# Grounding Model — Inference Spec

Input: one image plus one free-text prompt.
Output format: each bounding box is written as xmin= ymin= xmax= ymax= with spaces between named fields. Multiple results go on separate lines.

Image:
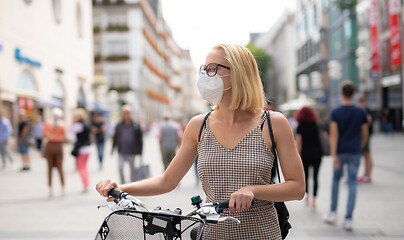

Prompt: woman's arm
xmin=329 ymin=121 xmax=339 ymax=169
xmin=96 ymin=114 xmax=205 ymax=199
xmin=229 ymin=112 xmax=305 ymax=214
xmin=295 ymin=133 xmax=302 ymax=154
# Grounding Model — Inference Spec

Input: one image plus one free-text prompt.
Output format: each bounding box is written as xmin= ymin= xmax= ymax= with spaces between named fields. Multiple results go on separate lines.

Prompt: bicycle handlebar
xmin=108 ymin=188 xmax=126 ymax=199
xmin=215 ymin=199 xmax=255 ymax=209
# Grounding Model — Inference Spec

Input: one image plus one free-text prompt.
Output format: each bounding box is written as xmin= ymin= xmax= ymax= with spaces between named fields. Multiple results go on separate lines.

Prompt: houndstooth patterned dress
xmin=197 ymin=113 xmax=282 ymax=239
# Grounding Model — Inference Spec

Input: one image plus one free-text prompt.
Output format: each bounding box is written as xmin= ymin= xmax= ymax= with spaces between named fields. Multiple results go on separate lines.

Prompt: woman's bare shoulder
xmin=184 ymin=113 xmax=211 ymax=135
xmin=268 ymin=111 xmax=290 ymax=130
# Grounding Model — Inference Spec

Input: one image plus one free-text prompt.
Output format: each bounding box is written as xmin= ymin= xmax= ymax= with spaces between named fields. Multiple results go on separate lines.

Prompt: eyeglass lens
xmin=200 ymin=63 xmax=219 ymax=77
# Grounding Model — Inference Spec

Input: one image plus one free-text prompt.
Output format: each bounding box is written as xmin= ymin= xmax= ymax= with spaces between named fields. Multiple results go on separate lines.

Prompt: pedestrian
xmin=158 ymin=112 xmax=182 ymax=170
xmin=382 ymin=108 xmax=394 ymax=136
xmin=111 ymin=105 xmax=143 ymax=184
xmin=97 ymin=43 xmax=305 ymax=239
xmin=42 ymin=108 xmax=66 ymax=197
xmin=70 ymin=108 xmax=91 ymax=193
xmin=323 ymin=80 xmax=368 ymax=231
xmin=295 ymin=106 xmax=323 ymax=208
xmin=32 ymin=116 xmax=44 ymax=152
xmin=356 ymin=94 xmax=373 ymax=184
xmin=18 ymin=109 xmax=31 ymax=171
xmin=0 ymin=110 xmax=15 ymax=169
xmin=91 ymin=112 xmax=106 ymax=170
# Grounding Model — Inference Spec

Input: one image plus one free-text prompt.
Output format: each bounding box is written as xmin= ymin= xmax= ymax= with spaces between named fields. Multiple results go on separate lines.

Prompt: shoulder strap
xmin=198 ymin=111 xmax=212 ymax=142
xmin=265 ymin=110 xmax=281 ymax=183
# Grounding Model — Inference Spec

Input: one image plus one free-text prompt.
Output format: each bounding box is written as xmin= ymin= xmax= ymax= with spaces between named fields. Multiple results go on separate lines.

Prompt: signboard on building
xmin=388 ymin=0 xmax=402 ymax=68
xmin=370 ymin=0 xmax=380 ymax=73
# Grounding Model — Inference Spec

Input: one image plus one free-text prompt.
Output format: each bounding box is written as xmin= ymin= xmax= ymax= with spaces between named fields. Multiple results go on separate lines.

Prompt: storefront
xmin=381 ymin=74 xmax=403 ymax=131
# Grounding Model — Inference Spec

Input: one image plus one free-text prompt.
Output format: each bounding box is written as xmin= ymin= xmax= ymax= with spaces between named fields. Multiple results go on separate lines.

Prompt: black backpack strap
xmin=198 ymin=111 xmax=212 ymax=142
xmin=266 ymin=110 xmax=281 ymax=183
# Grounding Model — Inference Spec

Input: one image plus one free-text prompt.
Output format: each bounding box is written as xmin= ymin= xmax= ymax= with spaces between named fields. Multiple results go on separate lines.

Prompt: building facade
xmin=0 ymin=0 xmax=94 ymax=128
xmin=251 ymin=10 xmax=297 ymax=110
xmin=295 ymin=0 xmax=330 ymax=113
xmin=93 ymin=0 xmax=202 ymax=124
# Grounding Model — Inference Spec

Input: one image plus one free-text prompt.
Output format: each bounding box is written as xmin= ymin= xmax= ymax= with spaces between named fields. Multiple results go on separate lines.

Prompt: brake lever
xmin=218 ymin=216 xmax=240 ymax=224
xmin=196 ymin=205 xmax=240 ymax=224
xmin=97 ymin=204 xmax=121 ymax=211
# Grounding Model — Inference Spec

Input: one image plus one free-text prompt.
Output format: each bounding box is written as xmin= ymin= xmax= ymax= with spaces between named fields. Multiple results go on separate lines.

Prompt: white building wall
xmin=253 ymin=11 xmax=296 ymax=106
xmin=0 ymin=0 xmax=94 ymax=127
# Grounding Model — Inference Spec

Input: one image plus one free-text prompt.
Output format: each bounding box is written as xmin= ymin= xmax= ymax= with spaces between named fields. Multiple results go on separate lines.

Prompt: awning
xmin=279 ymin=94 xmax=316 ymax=112
xmin=37 ymin=97 xmax=63 ymax=108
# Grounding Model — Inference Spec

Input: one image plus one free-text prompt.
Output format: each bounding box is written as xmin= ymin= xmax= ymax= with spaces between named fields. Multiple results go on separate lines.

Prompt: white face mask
xmin=197 ymin=71 xmax=231 ymax=105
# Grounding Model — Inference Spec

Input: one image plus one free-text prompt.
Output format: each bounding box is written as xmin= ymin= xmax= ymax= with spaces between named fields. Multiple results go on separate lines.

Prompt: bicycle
xmin=95 ymin=189 xmax=241 ymax=240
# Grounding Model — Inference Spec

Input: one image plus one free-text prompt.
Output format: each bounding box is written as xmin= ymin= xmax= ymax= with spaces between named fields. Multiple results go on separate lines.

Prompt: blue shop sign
xmin=15 ymin=48 xmax=41 ymax=67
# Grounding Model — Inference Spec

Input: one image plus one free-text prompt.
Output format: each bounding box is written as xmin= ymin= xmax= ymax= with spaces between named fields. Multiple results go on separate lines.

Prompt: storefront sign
xmin=388 ymin=0 xmax=402 ymax=68
xmin=370 ymin=0 xmax=380 ymax=73
xmin=15 ymin=48 xmax=41 ymax=67
xmin=381 ymin=74 xmax=401 ymax=87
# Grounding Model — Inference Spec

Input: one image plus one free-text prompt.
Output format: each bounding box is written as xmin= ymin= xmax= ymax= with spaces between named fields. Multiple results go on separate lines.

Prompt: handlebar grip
xmin=108 ymin=188 xmax=124 ymax=198
xmin=218 ymin=199 xmax=255 ymax=209
xmin=218 ymin=200 xmax=230 ymax=209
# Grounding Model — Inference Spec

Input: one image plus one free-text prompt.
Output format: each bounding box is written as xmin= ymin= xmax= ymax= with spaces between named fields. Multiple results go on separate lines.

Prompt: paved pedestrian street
xmin=0 ymin=133 xmax=403 ymax=240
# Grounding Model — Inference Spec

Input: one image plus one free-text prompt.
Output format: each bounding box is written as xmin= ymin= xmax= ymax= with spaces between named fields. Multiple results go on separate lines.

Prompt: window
xmin=93 ymin=13 xmax=101 ymax=27
xmin=52 ymin=0 xmax=62 ymax=23
xmin=52 ymin=80 xmax=64 ymax=99
xmin=76 ymin=3 xmax=83 ymax=37
xmin=17 ymin=71 xmax=37 ymax=91
xmin=94 ymin=42 xmax=101 ymax=55
xmin=107 ymin=40 xmax=128 ymax=56
xmin=108 ymin=71 xmax=129 ymax=88
xmin=107 ymin=11 xmax=127 ymax=26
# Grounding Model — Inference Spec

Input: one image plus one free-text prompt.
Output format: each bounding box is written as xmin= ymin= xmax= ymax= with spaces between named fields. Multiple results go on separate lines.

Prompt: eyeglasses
xmin=199 ymin=63 xmax=230 ymax=77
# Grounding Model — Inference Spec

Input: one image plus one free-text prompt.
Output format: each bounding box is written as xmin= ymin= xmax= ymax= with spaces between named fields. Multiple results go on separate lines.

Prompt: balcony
xmin=106 ymin=24 xmax=129 ymax=32
xmin=105 ymin=55 xmax=130 ymax=62
xmin=93 ymin=26 xmax=101 ymax=34
xmin=94 ymin=54 xmax=102 ymax=63
xmin=109 ymin=86 xmax=131 ymax=93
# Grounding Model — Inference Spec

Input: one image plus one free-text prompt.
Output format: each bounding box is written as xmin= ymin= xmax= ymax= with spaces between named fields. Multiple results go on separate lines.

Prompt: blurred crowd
xmin=0 ymin=79 xmax=388 ymax=231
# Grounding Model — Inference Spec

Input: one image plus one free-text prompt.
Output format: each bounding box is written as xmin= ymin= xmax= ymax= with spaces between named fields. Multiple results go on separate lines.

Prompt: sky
xmin=160 ymin=0 xmax=296 ymax=68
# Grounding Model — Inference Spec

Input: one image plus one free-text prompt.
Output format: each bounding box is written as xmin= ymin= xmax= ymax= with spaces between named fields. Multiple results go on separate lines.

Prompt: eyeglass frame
xmin=199 ymin=63 xmax=231 ymax=77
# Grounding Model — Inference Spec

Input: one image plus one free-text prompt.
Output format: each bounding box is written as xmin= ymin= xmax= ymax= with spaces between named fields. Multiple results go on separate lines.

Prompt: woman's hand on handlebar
xmin=229 ymin=186 xmax=255 ymax=215
xmin=96 ymin=178 xmax=120 ymax=202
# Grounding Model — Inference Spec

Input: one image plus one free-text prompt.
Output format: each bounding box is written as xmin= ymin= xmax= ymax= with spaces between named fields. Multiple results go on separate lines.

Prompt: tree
xmin=246 ymin=43 xmax=271 ymax=93
xmin=336 ymin=0 xmax=357 ymax=11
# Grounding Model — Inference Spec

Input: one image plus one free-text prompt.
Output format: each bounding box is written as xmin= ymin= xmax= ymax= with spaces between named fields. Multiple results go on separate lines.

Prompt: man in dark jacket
xmin=112 ymin=105 xmax=143 ymax=184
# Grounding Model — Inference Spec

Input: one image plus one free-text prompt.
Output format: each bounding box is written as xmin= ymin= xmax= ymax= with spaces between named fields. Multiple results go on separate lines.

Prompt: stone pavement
xmin=0 ymin=133 xmax=403 ymax=239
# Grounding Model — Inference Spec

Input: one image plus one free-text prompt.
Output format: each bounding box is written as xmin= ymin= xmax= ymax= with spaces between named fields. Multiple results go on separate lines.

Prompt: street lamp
xmin=327 ymin=60 xmax=343 ymax=80
xmin=298 ymin=74 xmax=309 ymax=92
xmin=310 ymin=71 xmax=323 ymax=89
xmin=327 ymin=60 xmax=343 ymax=107
xmin=355 ymin=46 xmax=371 ymax=91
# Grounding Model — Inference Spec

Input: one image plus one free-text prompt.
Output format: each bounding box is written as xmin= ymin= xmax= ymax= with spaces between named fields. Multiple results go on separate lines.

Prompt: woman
xmin=70 ymin=108 xmax=91 ymax=193
xmin=33 ymin=116 xmax=44 ymax=151
xmin=295 ymin=106 xmax=323 ymax=208
xmin=96 ymin=43 xmax=305 ymax=239
xmin=42 ymin=108 xmax=66 ymax=197
xmin=91 ymin=112 xmax=106 ymax=170
xmin=18 ymin=109 xmax=31 ymax=171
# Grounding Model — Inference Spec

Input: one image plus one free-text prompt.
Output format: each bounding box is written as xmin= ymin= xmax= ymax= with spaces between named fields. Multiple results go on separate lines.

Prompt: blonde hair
xmin=74 ymin=108 xmax=87 ymax=121
xmin=213 ymin=43 xmax=265 ymax=112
